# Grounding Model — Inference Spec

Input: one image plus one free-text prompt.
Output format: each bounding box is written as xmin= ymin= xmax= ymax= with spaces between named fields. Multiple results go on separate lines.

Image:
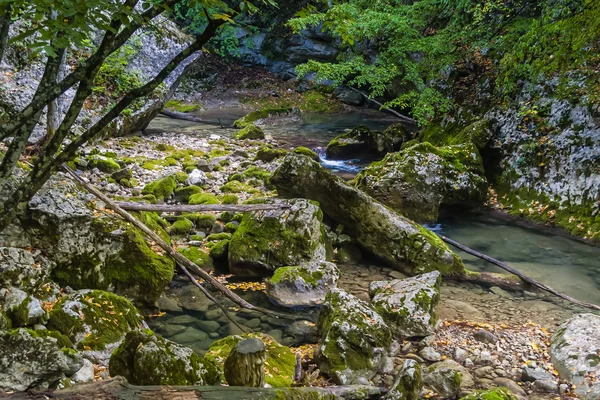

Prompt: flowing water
xmin=147 ymin=109 xmax=600 ymax=352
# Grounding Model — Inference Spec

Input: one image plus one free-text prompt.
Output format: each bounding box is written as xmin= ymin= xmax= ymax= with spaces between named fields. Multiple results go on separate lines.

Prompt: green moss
xmin=206 ymin=233 xmax=232 ymax=241
xmin=189 ymin=193 xmax=220 ymax=205
xmin=220 ymin=181 xmax=260 ymax=194
xmin=225 ymin=222 xmax=239 ymax=233
xmin=34 ymin=329 xmax=75 ymax=349
xmin=142 ymin=194 xmax=157 ymax=204
xmin=209 ymin=240 xmax=229 ymax=259
xmin=47 ymin=290 xmax=143 ymax=350
xmin=174 ymin=185 xmax=202 ymax=203
xmin=87 ymin=156 xmax=121 ymax=173
xmin=174 ymin=171 xmax=189 ymax=183
xmin=205 ymin=333 xmax=296 ymax=387
xmin=221 ymin=194 xmax=239 ymax=204
xmin=269 ymin=266 xmax=324 ymax=287
xmin=170 ymin=218 xmax=194 ymax=235
xmin=5 ymin=296 xmax=32 ymax=327
xmin=233 ymin=108 xmax=293 ymax=128
xmin=459 ymin=388 xmax=518 ymax=400
xmin=293 ymin=147 xmax=319 ymax=161
xmin=233 ymin=124 xmax=265 ymax=140
xmin=183 ymin=213 xmax=217 ymax=229
xmin=178 ymin=247 xmax=211 ymax=269
xmin=209 ymin=148 xmax=231 ymax=158
xmin=141 ymin=175 xmax=178 ymax=202
xmin=254 ymin=145 xmax=288 ymax=162
xmin=242 ymin=166 xmax=272 ymax=182
xmin=154 ymin=143 xmax=176 ymax=152
xmin=164 ymin=99 xmax=200 ymax=113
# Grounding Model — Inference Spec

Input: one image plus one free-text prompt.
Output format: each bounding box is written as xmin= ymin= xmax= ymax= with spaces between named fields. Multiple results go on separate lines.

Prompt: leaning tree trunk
xmin=224 ymin=338 xmax=267 ymax=387
xmin=0 ymin=5 xmax=11 ymax=65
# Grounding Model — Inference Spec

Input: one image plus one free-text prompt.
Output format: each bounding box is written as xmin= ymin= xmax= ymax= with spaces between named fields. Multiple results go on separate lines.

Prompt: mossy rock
xmin=170 ymin=218 xmax=193 ymax=235
xmin=233 ymin=108 xmax=292 ymax=128
xmin=189 ymin=193 xmax=220 ymax=205
xmin=174 ymin=185 xmax=202 ymax=203
xmin=209 ymin=240 xmax=229 ymax=259
xmin=206 ymin=233 xmax=232 ymax=241
xmin=87 ymin=156 xmax=121 ymax=173
xmin=205 ymin=333 xmax=295 ymax=387
xmin=47 ymin=290 xmax=143 ymax=350
xmin=109 ymin=329 xmax=219 ymax=386
xmin=233 ymin=124 xmax=265 ymax=140
xmin=417 ymin=118 xmax=493 ymax=150
xmin=220 ymin=181 xmax=260 ymax=194
xmin=221 ymin=194 xmax=239 ymax=204
xmin=459 ymin=388 xmax=518 ymax=400
xmin=178 ymin=247 xmax=211 ymax=270
xmin=225 ymin=222 xmax=239 ymax=233
xmin=141 ymin=175 xmax=178 ymax=202
xmin=254 ymin=145 xmax=288 ymax=163
xmin=174 ymin=171 xmax=189 ymax=184
xmin=164 ymin=100 xmax=200 ymax=113
xmin=183 ymin=213 xmax=217 ymax=229
xmin=293 ymin=147 xmax=320 ymax=161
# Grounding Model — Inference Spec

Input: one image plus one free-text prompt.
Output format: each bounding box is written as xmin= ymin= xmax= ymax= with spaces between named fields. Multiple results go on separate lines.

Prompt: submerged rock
xmin=550 ymin=313 xmax=600 ymax=399
xmin=326 ymin=124 xmax=411 ymax=160
xmin=355 ymin=142 xmax=487 ymax=223
xmin=0 ymin=328 xmax=83 ymax=391
xmin=228 ymin=198 xmax=326 ymax=275
xmin=205 ymin=332 xmax=296 ymax=387
xmin=47 ymin=290 xmax=143 ymax=351
xmin=315 ymin=289 xmax=392 ymax=384
xmin=271 ymin=154 xmax=465 ymax=277
xmin=266 ymin=261 xmax=340 ymax=308
xmin=369 ymin=271 xmax=441 ymax=339
xmin=109 ymin=329 xmax=219 ymax=386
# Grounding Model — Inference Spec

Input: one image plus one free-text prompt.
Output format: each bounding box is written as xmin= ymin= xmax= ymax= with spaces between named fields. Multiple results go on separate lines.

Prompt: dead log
xmin=160 ymin=109 xmax=204 ymax=123
xmin=62 ymin=164 xmax=304 ymax=322
xmin=115 ymin=202 xmax=291 ymax=213
xmin=437 ymin=233 xmax=600 ymax=311
xmin=4 ymin=376 xmax=387 ymax=399
xmin=224 ymin=338 xmax=266 ymax=387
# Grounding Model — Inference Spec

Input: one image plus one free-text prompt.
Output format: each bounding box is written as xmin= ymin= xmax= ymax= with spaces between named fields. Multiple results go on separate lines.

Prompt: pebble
xmin=474 ymin=366 xmax=494 ymax=378
xmin=419 ymin=347 xmax=442 ymax=362
xmin=521 ymin=367 xmax=554 ymax=382
xmin=454 ymin=347 xmax=469 ymax=364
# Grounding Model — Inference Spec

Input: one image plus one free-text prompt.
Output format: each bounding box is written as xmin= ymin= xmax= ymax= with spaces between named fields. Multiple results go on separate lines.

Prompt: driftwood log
xmin=346 ymin=87 xmax=416 ymax=124
xmin=3 ymin=376 xmax=387 ymax=399
xmin=114 ymin=202 xmax=291 ymax=213
xmin=160 ymin=109 xmax=203 ymax=123
xmin=224 ymin=338 xmax=266 ymax=387
xmin=62 ymin=164 xmax=302 ymax=321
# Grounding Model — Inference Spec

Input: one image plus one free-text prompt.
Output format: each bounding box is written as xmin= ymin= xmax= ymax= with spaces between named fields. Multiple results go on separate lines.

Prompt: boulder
xmin=423 ymin=360 xmax=467 ymax=399
xmin=47 ymin=290 xmax=143 ymax=351
xmin=0 ymin=247 xmax=53 ymax=291
xmin=0 ymin=328 xmax=83 ymax=391
xmin=16 ymin=175 xmax=175 ymax=304
xmin=186 ymin=169 xmax=208 ymax=187
xmin=205 ymin=333 xmax=296 ymax=388
xmin=355 ymin=142 xmax=487 ymax=223
xmin=369 ymin=271 xmax=441 ymax=338
xmin=315 ymin=289 xmax=392 ymax=384
xmin=266 ymin=261 xmax=340 ymax=308
xmin=1 ymin=287 xmax=47 ymax=327
xmin=228 ymin=199 xmax=326 ymax=275
xmin=384 ymin=359 xmax=423 ymax=400
xmin=109 ymin=329 xmax=220 ymax=386
xmin=233 ymin=124 xmax=265 ymax=140
xmin=326 ymin=124 xmax=411 ymax=160
xmin=271 ymin=154 xmax=465 ymax=277
xmin=550 ymin=313 xmax=600 ymax=399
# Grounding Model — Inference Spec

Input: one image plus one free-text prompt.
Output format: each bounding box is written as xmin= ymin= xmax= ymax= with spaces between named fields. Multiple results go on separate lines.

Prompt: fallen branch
xmin=115 ymin=202 xmax=291 ymax=213
xmin=62 ymin=164 xmax=305 ymax=321
xmin=437 ymin=233 xmax=600 ymax=312
xmin=160 ymin=109 xmax=205 ymax=123
xmin=4 ymin=376 xmax=387 ymax=399
xmin=346 ymin=87 xmax=416 ymax=124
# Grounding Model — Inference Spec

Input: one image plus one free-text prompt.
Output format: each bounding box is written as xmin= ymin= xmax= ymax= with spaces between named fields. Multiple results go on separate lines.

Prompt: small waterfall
xmin=314 ymin=147 xmax=364 ymax=173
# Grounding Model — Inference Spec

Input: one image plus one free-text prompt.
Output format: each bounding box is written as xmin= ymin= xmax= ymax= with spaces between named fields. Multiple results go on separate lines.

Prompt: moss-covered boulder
xmin=1 ymin=287 xmax=48 ymax=327
xmin=141 ymin=175 xmax=178 ymax=202
xmin=47 ymin=290 xmax=143 ymax=351
xmin=417 ymin=118 xmax=494 ymax=150
xmin=271 ymin=154 xmax=465 ymax=277
xmin=234 ymin=124 xmax=265 ymax=140
xmin=205 ymin=333 xmax=295 ymax=387
xmin=109 ymin=329 xmax=220 ymax=386
xmin=550 ymin=313 xmax=600 ymax=400
xmin=459 ymin=388 xmax=518 ymax=400
xmin=266 ymin=261 xmax=340 ymax=308
xmin=233 ymin=108 xmax=293 ymax=128
xmin=174 ymin=185 xmax=202 ymax=203
xmin=386 ymin=359 xmax=423 ymax=400
xmin=87 ymin=155 xmax=121 ymax=173
xmin=220 ymin=180 xmax=260 ymax=194
xmin=326 ymin=124 xmax=411 ymax=160
xmin=170 ymin=218 xmax=194 ymax=235
xmin=0 ymin=328 xmax=83 ymax=391
xmin=315 ymin=289 xmax=392 ymax=385
xmin=422 ymin=360 xmax=464 ymax=399
xmin=293 ymin=146 xmax=320 ymax=161
xmin=254 ymin=145 xmax=288 ymax=162
xmin=355 ymin=142 xmax=488 ymax=223
xmin=228 ymin=199 xmax=327 ymax=276
xmin=369 ymin=271 xmax=441 ymax=339
xmin=178 ymin=246 xmax=212 ymax=271
xmin=189 ymin=193 xmax=220 ymax=205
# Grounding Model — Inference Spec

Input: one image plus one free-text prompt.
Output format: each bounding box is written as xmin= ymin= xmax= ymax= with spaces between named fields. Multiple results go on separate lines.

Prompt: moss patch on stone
xmin=164 ymin=100 xmax=200 ymax=113
xmin=459 ymin=388 xmax=518 ymax=400
xmin=87 ymin=156 xmax=121 ymax=173
xmin=189 ymin=193 xmax=220 ymax=205
xmin=178 ymin=247 xmax=210 ymax=269
xmin=233 ymin=108 xmax=293 ymax=128
xmin=170 ymin=218 xmax=194 ymax=235
xmin=174 ymin=185 xmax=202 ymax=203
xmin=220 ymin=181 xmax=260 ymax=194
xmin=141 ymin=175 xmax=178 ymax=202
xmin=293 ymin=147 xmax=320 ymax=161
xmin=233 ymin=124 xmax=265 ymax=140
xmin=221 ymin=194 xmax=239 ymax=204
xmin=254 ymin=145 xmax=288 ymax=162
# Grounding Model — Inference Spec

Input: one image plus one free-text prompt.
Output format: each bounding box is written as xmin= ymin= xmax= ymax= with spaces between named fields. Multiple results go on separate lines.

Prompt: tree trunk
xmin=224 ymin=338 xmax=267 ymax=387
xmin=2 ymin=376 xmax=387 ymax=399
xmin=0 ymin=5 xmax=11 ymax=65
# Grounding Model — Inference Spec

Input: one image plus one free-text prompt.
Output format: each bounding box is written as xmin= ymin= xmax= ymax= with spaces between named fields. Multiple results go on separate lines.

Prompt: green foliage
xmin=93 ymin=42 xmax=142 ymax=98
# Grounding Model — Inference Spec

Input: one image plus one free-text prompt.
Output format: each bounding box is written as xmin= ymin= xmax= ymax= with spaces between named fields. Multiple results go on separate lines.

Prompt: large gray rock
xmin=370 ymin=271 xmax=441 ymax=339
xmin=0 ymin=328 xmax=83 ymax=391
xmin=228 ymin=199 xmax=327 ymax=275
xmin=109 ymin=330 xmax=220 ymax=386
xmin=266 ymin=261 xmax=339 ymax=308
xmin=355 ymin=142 xmax=487 ymax=223
xmin=2 ymin=175 xmax=175 ymax=304
xmin=0 ymin=247 xmax=53 ymax=291
xmin=315 ymin=289 xmax=392 ymax=385
xmin=271 ymin=154 xmax=465 ymax=277
xmin=326 ymin=124 xmax=411 ymax=160
xmin=550 ymin=313 xmax=600 ymax=399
